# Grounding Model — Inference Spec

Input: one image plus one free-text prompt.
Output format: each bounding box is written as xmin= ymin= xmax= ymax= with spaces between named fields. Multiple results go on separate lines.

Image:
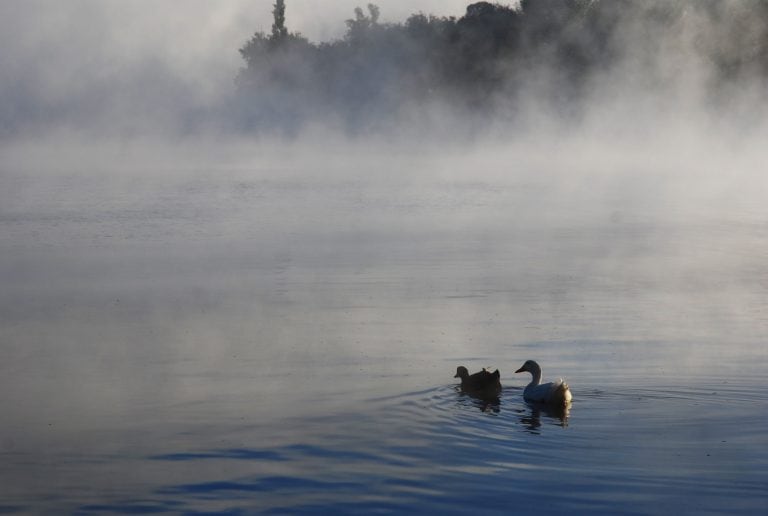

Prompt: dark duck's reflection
xmin=455 ymin=387 xmax=501 ymax=413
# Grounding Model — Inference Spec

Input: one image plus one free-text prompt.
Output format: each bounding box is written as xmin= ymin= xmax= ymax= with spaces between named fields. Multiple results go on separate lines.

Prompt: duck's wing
xmin=524 ymin=379 xmax=572 ymax=405
xmin=464 ymin=369 xmax=501 ymax=390
xmin=523 ymin=382 xmax=551 ymax=402
xmin=467 ymin=369 xmax=490 ymax=380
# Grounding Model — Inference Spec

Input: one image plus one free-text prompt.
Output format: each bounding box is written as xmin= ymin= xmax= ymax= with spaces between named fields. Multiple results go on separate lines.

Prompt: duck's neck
xmin=528 ymin=364 xmax=542 ymax=386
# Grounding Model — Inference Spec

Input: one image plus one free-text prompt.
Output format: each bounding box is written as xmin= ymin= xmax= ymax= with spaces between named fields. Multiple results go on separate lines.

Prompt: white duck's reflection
xmin=517 ymin=401 xmax=571 ymax=434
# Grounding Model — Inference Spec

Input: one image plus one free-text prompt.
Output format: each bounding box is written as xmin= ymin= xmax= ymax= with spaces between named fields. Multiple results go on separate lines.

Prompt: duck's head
xmin=515 ymin=360 xmax=540 ymax=374
xmin=454 ymin=366 xmax=469 ymax=379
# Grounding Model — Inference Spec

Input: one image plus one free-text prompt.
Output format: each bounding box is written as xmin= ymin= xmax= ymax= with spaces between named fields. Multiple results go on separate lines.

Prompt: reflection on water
xmin=455 ymin=386 xmax=501 ymax=414
xmin=1 ymin=150 xmax=767 ymax=514
xmin=517 ymin=402 xmax=571 ymax=433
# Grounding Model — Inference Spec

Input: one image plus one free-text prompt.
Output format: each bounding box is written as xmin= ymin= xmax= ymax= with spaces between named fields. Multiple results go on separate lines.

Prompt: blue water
xmin=3 ymin=364 xmax=764 ymax=514
xmin=1 ymin=144 xmax=767 ymax=514
xmin=139 ymin=379 xmax=764 ymax=515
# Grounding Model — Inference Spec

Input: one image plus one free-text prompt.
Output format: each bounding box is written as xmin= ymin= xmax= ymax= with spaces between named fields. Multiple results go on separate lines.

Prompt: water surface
xmin=1 ymin=143 xmax=766 ymax=513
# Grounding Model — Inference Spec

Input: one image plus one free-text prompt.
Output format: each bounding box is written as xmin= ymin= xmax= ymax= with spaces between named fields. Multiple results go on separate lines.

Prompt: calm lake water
xmin=1 ymin=141 xmax=767 ymax=514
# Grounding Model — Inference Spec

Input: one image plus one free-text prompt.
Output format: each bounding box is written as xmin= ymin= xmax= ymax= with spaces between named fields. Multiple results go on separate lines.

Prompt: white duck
xmin=515 ymin=360 xmax=572 ymax=406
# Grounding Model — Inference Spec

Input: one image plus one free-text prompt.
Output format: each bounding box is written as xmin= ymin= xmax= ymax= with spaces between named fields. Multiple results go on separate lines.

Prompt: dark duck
xmin=454 ymin=366 xmax=502 ymax=397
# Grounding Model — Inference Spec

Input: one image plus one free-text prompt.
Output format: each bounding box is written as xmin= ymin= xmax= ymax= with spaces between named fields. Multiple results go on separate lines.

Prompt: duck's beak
xmin=453 ymin=373 xmax=460 ymax=378
xmin=514 ymin=366 xmax=525 ymax=373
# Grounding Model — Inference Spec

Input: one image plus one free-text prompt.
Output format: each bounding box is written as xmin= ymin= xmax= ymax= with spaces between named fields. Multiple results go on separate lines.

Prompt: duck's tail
xmin=553 ymin=380 xmax=572 ymax=407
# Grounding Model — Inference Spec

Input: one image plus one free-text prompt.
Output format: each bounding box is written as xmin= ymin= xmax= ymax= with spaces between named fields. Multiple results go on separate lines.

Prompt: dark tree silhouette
xmin=235 ymin=0 xmax=768 ymax=133
xmin=271 ymin=0 xmax=288 ymax=41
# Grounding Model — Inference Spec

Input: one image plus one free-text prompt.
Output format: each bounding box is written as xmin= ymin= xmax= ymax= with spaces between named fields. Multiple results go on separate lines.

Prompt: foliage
xmin=271 ymin=0 xmax=287 ymax=40
xmin=235 ymin=0 xmax=768 ymax=133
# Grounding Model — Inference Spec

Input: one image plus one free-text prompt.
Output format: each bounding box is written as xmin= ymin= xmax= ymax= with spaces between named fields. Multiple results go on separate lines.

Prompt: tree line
xmin=236 ymin=0 xmax=768 ymax=133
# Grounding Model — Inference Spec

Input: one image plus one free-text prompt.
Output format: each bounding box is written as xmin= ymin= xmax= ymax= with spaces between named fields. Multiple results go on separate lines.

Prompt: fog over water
xmin=1 ymin=1 xmax=768 ymax=514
